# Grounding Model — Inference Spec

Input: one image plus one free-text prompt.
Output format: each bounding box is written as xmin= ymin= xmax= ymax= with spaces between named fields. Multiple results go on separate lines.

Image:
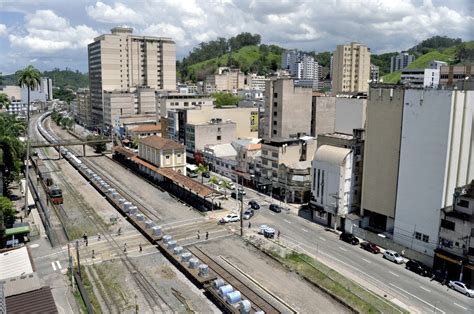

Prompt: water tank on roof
xmin=152 ymin=226 xmax=162 ymax=236
xmin=213 ymin=278 xmax=224 ymax=289
xmin=135 ymin=213 xmax=145 ymax=221
xmin=188 ymin=258 xmax=200 ymax=269
xmin=145 ymin=220 xmax=155 ymax=229
xmin=181 ymin=252 xmax=192 ymax=262
xmin=167 ymin=240 xmax=177 ymax=249
xmin=198 ymin=264 xmax=209 ymax=277
xmin=173 ymin=246 xmax=183 ymax=255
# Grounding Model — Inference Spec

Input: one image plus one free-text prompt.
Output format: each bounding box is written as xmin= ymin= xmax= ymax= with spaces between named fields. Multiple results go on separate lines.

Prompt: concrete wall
xmin=361 ymin=88 xmax=404 ymax=221
xmin=103 ymin=92 xmax=135 ymax=126
xmin=189 ymin=122 xmax=236 ymax=152
xmin=335 ymin=98 xmax=366 ymax=134
xmin=311 ymin=96 xmax=336 ymax=137
xmin=394 ymin=89 xmax=474 ymax=256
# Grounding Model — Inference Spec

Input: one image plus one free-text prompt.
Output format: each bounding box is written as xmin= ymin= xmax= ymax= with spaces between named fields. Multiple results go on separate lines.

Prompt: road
xmin=197 ymin=172 xmax=474 ymax=313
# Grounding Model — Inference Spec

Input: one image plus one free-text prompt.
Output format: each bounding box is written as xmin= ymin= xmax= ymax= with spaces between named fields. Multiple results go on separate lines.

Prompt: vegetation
xmin=51 ymin=109 xmax=74 ymax=130
xmin=408 ymin=35 xmax=463 ymax=56
xmin=371 ymin=52 xmax=398 ymax=76
xmin=0 ymin=196 xmax=16 ymax=229
xmin=86 ymin=134 xmax=107 ymax=154
xmin=220 ymin=180 xmax=233 ymax=199
xmin=54 ymin=87 xmax=76 ymax=103
xmin=0 ymin=93 xmax=10 ymax=109
xmin=2 ymin=68 xmax=88 ymax=90
xmin=0 ymin=113 xmax=26 ymax=189
xmin=212 ymin=92 xmax=241 ymax=107
xmin=196 ymin=163 xmax=208 ymax=184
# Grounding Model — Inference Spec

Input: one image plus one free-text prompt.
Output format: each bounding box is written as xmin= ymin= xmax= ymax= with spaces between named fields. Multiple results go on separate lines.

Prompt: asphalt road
xmin=198 ymin=172 xmax=474 ymax=313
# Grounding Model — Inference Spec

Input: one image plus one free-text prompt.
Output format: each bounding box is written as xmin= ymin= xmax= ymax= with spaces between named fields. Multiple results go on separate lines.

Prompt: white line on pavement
xmin=284 ymin=219 xmax=292 ymax=224
xmin=319 ymin=236 xmax=326 ymax=241
xmin=56 ymin=260 xmax=62 ymax=269
xmin=453 ymin=303 xmax=467 ymax=310
xmin=51 ymin=262 xmax=57 ymax=271
xmin=419 ymin=286 xmax=431 ymax=293
xmin=389 ymin=283 xmax=446 ymax=314
xmin=339 ymin=246 xmax=348 ymax=252
xmin=361 ymin=258 xmax=372 ymax=264
xmin=302 ymin=228 xmax=309 ymax=233
xmin=389 ymin=271 xmax=399 ymax=277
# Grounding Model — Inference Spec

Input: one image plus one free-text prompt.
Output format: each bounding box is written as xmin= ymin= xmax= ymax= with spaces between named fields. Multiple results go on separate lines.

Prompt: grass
xmin=281 ymin=252 xmax=407 ymax=314
xmin=74 ymin=266 xmax=103 ymax=313
xmin=382 ymin=71 xmax=401 ymax=84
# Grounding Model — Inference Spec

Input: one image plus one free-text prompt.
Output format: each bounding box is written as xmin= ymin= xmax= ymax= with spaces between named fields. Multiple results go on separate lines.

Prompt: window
xmin=273 ymin=111 xmax=277 ymax=116
xmin=441 ymin=219 xmax=455 ymax=231
xmin=217 ymin=127 xmax=221 ymax=132
xmin=273 ymin=130 xmax=277 ymax=135
xmin=166 ymin=155 xmax=170 ymax=159
xmin=273 ymin=121 xmax=277 ymax=125
xmin=415 ymin=232 xmax=422 ymax=240
xmin=457 ymin=199 xmax=469 ymax=208
xmin=262 ymin=150 xmax=268 ymax=155
xmin=217 ymin=135 xmax=221 ymax=140
xmin=272 ymin=162 xmax=278 ymax=168
xmin=317 ymin=169 xmax=320 ymax=197
xmin=422 ymin=235 xmax=429 ymax=243
xmin=177 ymin=154 xmax=181 ymax=157
xmin=271 ymin=152 xmax=278 ymax=158
xmin=273 ymin=92 xmax=278 ymax=98
xmin=274 ymin=102 xmax=278 ymax=107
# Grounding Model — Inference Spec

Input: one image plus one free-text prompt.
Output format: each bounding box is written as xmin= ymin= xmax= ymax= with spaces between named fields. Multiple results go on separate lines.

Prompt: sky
xmin=0 ymin=0 xmax=472 ymax=74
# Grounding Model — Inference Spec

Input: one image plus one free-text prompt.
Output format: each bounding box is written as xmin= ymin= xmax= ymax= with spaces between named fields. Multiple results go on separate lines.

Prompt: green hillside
xmin=2 ymin=68 xmax=88 ymax=90
xmin=185 ymin=45 xmax=282 ymax=81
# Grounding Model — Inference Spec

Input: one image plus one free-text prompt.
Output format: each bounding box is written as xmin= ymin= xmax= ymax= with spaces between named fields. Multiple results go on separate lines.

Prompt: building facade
xmin=263 ymin=78 xmax=313 ymax=139
xmin=281 ymin=50 xmax=319 ymax=89
xmin=370 ymin=64 xmax=379 ymax=82
xmin=185 ymin=120 xmax=236 ymax=153
xmin=400 ymin=68 xmax=440 ymax=88
xmin=310 ymin=95 xmax=336 ymax=137
xmin=335 ymin=97 xmax=367 ymax=134
xmin=75 ymin=88 xmax=92 ymax=127
xmin=440 ymin=65 xmax=473 ymax=86
xmin=138 ymin=136 xmax=186 ymax=174
xmin=390 ymin=52 xmax=415 ymax=73
xmin=88 ymin=27 xmax=176 ymax=127
xmin=205 ymin=67 xmax=244 ymax=93
xmin=332 ymin=42 xmax=371 ymax=94
xmin=245 ymin=74 xmax=268 ymax=90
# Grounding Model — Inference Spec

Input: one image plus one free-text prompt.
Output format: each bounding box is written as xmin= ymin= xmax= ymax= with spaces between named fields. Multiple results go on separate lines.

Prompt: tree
xmin=196 ymin=163 xmax=209 ymax=183
xmin=86 ymin=134 xmax=107 ymax=154
xmin=0 ymin=93 xmax=10 ymax=109
xmin=220 ymin=179 xmax=233 ymax=199
xmin=209 ymin=176 xmax=220 ymax=189
xmin=0 ymin=196 xmax=15 ymax=227
xmin=17 ymin=65 xmax=41 ymax=215
xmin=212 ymin=92 xmax=241 ymax=107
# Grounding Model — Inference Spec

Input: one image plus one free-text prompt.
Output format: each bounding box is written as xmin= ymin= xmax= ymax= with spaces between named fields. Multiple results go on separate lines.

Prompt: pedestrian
xmin=197 ymin=231 xmax=201 ymax=239
xmin=118 ymin=227 xmax=122 ymax=236
xmin=92 ymin=249 xmax=95 ymax=259
xmin=85 ymin=239 xmax=88 ymax=247
xmin=124 ymin=243 xmax=127 ymax=253
xmin=139 ymin=243 xmax=142 ymax=253
xmin=83 ymin=232 xmax=87 ymax=242
xmin=206 ymin=231 xmax=209 ymax=240
xmin=97 ymin=233 xmax=101 ymax=241
xmin=401 ymin=249 xmax=405 ymax=257
xmin=277 ymin=230 xmax=280 ymax=239
xmin=248 ymin=222 xmax=251 ymax=229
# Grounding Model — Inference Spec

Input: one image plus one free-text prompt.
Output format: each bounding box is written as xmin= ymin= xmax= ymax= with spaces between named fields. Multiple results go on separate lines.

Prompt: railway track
xmin=37 ymin=115 xmax=174 ymax=312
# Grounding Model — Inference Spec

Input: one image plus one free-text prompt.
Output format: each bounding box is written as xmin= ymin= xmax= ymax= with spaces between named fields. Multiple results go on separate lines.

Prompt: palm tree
xmin=0 ymin=93 xmax=10 ymax=110
xmin=17 ymin=65 xmax=41 ymax=215
xmin=220 ymin=179 xmax=233 ymax=199
xmin=196 ymin=163 xmax=208 ymax=183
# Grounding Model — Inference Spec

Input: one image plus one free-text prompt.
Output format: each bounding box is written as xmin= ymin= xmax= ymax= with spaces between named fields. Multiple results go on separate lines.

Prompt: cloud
xmin=0 ymin=24 xmax=7 ymax=36
xmin=8 ymin=10 xmax=99 ymax=53
xmin=86 ymin=1 xmax=142 ymax=24
xmin=143 ymin=23 xmax=187 ymax=44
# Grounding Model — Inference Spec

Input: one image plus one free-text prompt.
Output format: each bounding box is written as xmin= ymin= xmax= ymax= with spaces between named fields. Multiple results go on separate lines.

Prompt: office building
xmin=245 ymin=74 xmax=268 ymax=90
xmin=400 ymin=68 xmax=440 ymax=88
xmin=370 ymin=64 xmax=379 ymax=82
xmin=185 ymin=119 xmax=236 ymax=153
xmin=74 ymin=89 xmax=92 ymax=127
xmin=440 ymin=65 xmax=473 ymax=86
xmin=390 ymin=52 xmax=415 ymax=73
xmin=88 ymin=26 xmax=176 ymax=127
xmin=332 ymin=42 xmax=371 ymax=94
xmin=263 ymin=78 xmax=313 ymax=139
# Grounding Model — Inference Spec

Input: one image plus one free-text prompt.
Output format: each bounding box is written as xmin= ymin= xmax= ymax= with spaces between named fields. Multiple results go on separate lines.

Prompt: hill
xmin=381 ymin=40 xmax=474 ymax=83
xmin=1 ymin=68 xmax=88 ymax=90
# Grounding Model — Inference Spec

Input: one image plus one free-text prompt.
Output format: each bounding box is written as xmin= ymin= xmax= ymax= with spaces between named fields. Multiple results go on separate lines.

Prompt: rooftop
xmin=6 ymin=286 xmax=57 ymax=313
xmin=129 ymin=124 xmax=161 ymax=133
xmin=0 ymin=247 xmax=34 ymax=281
xmin=140 ymin=136 xmax=184 ymax=150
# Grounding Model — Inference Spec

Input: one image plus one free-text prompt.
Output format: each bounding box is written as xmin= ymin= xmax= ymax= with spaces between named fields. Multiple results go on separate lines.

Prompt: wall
xmin=361 ymin=88 xmax=404 ymax=221
xmin=190 ymin=122 xmax=236 ymax=152
xmin=335 ymin=98 xmax=366 ymax=134
xmin=311 ymin=96 xmax=336 ymax=137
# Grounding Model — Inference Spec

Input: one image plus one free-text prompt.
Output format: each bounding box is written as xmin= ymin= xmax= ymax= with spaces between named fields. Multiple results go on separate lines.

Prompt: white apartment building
xmin=245 ymin=74 xmax=268 ymax=90
xmin=332 ymin=42 xmax=371 ymax=94
xmin=281 ymin=50 xmax=319 ymax=88
xmin=88 ymin=26 xmax=176 ymax=127
xmin=390 ymin=52 xmax=415 ymax=73
xmin=400 ymin=68 xmax=440 ymax=88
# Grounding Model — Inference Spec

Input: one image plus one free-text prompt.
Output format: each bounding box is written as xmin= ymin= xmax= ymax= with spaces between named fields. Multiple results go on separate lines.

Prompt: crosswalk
xmin=51 ymin=260 xmax=63 ymax=271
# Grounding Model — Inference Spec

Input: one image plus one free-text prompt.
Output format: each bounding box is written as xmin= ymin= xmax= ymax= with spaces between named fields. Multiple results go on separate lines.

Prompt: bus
xmin=186 ymin=164 xmax=199 ymax=178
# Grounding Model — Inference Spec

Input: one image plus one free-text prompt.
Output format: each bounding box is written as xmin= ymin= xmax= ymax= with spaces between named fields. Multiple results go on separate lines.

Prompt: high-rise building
xmin=331 ymin=42 xmax=371 ymax=94
xmin=370 ymin=64 xmax=379 ymax=82
xmin=390 ymin=52 xmax=415 ymax=73
xmin=88 ymin=26 xmax=176 ymax=127
xmin=281 ymin=50 xmax=319 ymax=88
xmin=263 ymin=78 xmax=313 ymax=139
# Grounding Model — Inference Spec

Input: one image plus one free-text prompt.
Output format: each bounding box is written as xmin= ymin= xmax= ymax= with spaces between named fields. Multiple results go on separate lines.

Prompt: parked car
xmin=405 ymin=259 xmax=432 ymax=277
xmin=220 ymin=213 xmax=240 ymax=223
xmin=243 ymin=209 xmax=254 ymax=220
xmin=360 ymin=241 xmax=380 ymax=253
xmin=248 ymin=200 xmax=260 ymax=209
xmin=269 ymin=204 xmax=282 ymax=213
xmin=231 ymin=192 xmax=243 ymax=201
xmin=263 ymin=227 xmax=275 ymax=238
xmin=448 ymin=280 xmax=474 ymax=297
xmin=237 ymin=187 xmax=246 ymax=195
xmin=258 ymin=224 xmax=269 ymax=234
xmin=228 ymin=182 xmax=236 ymax=190
xmin=339 ymin=232 xmax=360 ymax=245
xmin=383 ymin=250 xmax=404 ymax=264
xmin=202 ymin=172 xmax=210 ymax=178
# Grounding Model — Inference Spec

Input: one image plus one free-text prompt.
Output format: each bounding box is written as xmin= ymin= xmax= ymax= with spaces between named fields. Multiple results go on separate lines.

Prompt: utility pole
xmin=240 ymin=176 xmax=244 ymax=237
xmin=68 ymin=243 xmax=74 ymax=289
xmin=75 ymin=240 xmax=81 ymax=279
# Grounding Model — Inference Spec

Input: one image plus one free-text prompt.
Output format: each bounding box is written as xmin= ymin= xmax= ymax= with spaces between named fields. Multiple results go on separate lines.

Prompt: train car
xmin=48 ymin=185 xmax=63 ymax=204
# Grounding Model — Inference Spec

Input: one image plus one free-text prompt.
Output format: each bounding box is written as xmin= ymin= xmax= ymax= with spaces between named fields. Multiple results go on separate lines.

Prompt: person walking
xmin=118 ymin=227 xmax=122 ymax=236
xmin=277 ymin=230 xmax=280 ymax=239
xmin=197 ymin=230 xmax=201 ymax=239
xmin=92 ymin=250 xmax=95 ymax=259
xmin=97 ymin=233 xmax=101 ymax=241
xmin=139 ymin=243 xmax=142 ymax=253
xmin=205 ymin=231 xmax=209 ymax=240
xmin=123 ymin=243 xmax=127 ymax=253
xmin=248 ymin=222 xmax=251 ymax=229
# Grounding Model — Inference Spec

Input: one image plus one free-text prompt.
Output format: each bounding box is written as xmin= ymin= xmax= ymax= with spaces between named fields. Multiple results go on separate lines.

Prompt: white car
xmin=383 ymin=250 xmax=404 ymax=264
xmin=220 ymin=213 xmax=240 ymax=223
xmin=449 ymin=281 xmax=474 ymax=297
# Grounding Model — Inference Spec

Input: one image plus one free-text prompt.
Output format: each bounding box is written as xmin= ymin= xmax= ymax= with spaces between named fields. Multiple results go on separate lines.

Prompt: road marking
xmin=338 ymin=246 xmax=348 ymax=252
xmin=453 ymin=303 xmax=467 ymax=310
xmin=56 ymin=260 xmax=62 ymax=269
xmin=419 ymin=285 xmax=431 ymax=292
xmin=389 ymin=283 xmax=446 ymax=314
xmin=389 ymin=271 xmax=399 ymax=277
xmin=319 ymin=236 xmax=326 ymax=241
xmin=301 ymin=228 xmax=309 ymax=233
xmin=284 ymin=219 xmax=292 ymax=224
xmin=361 ymin=258 xmax=372 ymax=264
xmin=51 ymin=262 xmax=57 ymax=271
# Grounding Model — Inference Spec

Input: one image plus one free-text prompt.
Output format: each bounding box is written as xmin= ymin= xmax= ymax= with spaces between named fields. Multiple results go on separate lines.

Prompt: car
xmin=269 ymin=204 xmax=282 ymax=213
xmin=258 ymin=224 xmax=269 ymax=234
xmin=228 ymin=182 xmax=236 ymax=190
xmin=220 ymin=213 xmax=240 ymax=223
xmin=248 ymin=200 xmax=260 ymax=210
xmin=231 ymin=192 xmax=243 ymax=201
xmin=360 ymin=241 xmax=380 ymax=253
xmin=263 ymin=227 xmax=275 ymax=238
xmin=405 ymin=259 xmax=432 ymax=277
xmin=202 ymin=172 xmax=210 ymax=178
xmin=448 ymin=281 xmax=474 ymax=297
xmin=243 ymin=209 xmax=254 ymax=220
xmin=383 ymin=250 xmax=404 ymax=264
xmin=237 ymin=187 xmax=246 ymax=195
xmin=339 ymin=232 xmax=360 ymax=245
